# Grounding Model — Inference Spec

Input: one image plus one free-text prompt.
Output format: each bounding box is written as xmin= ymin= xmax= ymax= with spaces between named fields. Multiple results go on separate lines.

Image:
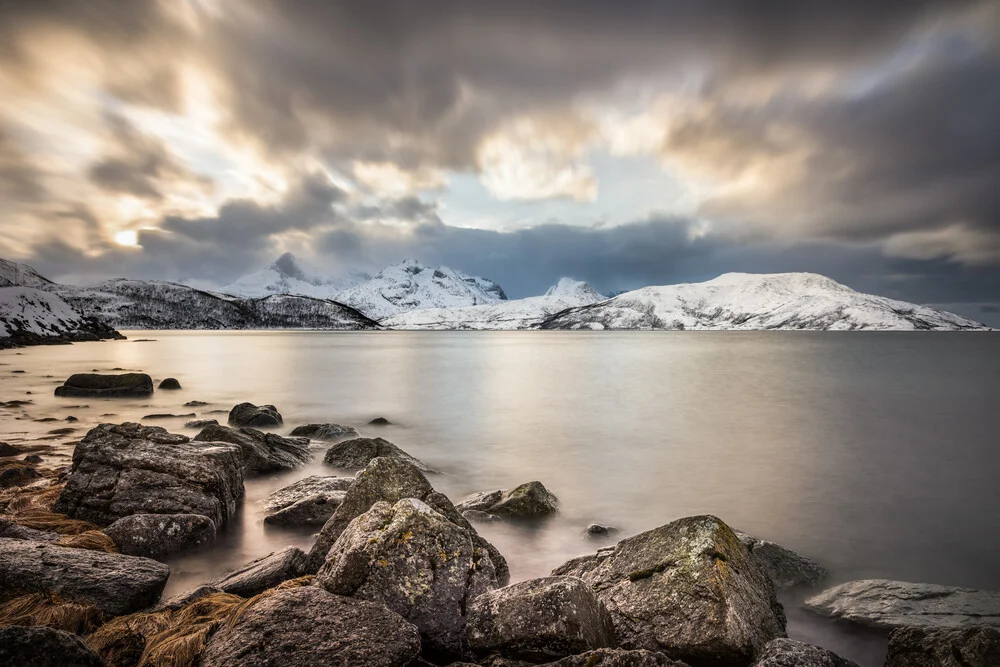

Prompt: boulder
xmin=54 ymin=373 xmax=153 ymax=398
xmin=586 ymin=524 xmax=619 ymax=537
xmin=305 ymin=457 xmax=508 ymax=586
xmin=467 ymin=576 xmax=615 ymax=662
xmin=0 ymin=625 xmax=103 ymax=667
xmin=184 ymin=400 xmax=209 ymax=407
xmin=228 ymin=402 xmax=283 ymax=427
xmin=753 ymin=639 xmax=859 ymax=667
xmin=552 ymin=515 xmax=786 ymax=666
xmin=885 ymin=626 xmax=1000 ymax=667
xmin=184 ymin=418 xmax=218 ymax=428
xmin=210 ymin=546 xmax=308 ymax=597
xmin=289 ymin=423 xmax=359 ymax=440
xmin=23 ymin=454 xmax=43 ymax=464
xmin=0 ymin=441 xmax=21 ymax=456
xmin=193 ymin=424 xmax=310 ymax=474
xmin=0 ymin=518 xmax=58 ymax=541
xmin=52 ymin=422 xmax=245 ymax=528
xmin=157 ymin=378 xmax=181 ymax=390
xmin=734 ymin=531 xmax=826 ymax=590
xmin=804 ymin=579 xmax=1000 ymax=630
xmin=103 ymin=513 xmax=216 ymax=558
xmin=262 ymin=475 xmax=353 ymax=526
xmin=317 ymin=498 xmax=501 ymax=661
xmin=369 ymin=416 xmax=391 ymax=425
xmin=0 ymin=537 xmax=170 ymax=615
xmin=323 ymin=436 xmax=436 ymax=472
xmin=456 ymin=481 xmax=559 ymax=519
xmin=546 ymin=649 xmax=688 ymax=666
xmin=0 ymin=460 xmax=40 ymax=487
xmin=200 ymin=586 xmax=421 ymax=667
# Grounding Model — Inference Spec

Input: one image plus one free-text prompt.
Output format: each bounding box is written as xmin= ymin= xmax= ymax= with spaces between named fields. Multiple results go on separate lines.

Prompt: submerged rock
xmin=0 ymin=441 xmax=21 ymax=456
xmin=289 ymin=423 xmax=359 ymax=440
xmin=210 ymin=546 xmax=308 ymax=597
xmin=369 ymin=416 xmax=391 ymax=425
xmin=884 ymin=626 xmax=1000 ymax=667
xmin=103 ymin=513 xmax=216 ymax=558
xmin=54 ymin=373 xmax=153 ymax=398
xmin=262 ymin=475 xmax=354 ymax=527
xmin=552 ymin=514 xmax=786 ymax=666
xmin=586 ymin=524 xmax=619 ymax=537
xmin=0 ymin=625 xmax=103 ymax=667
xmin=193 ymin=424 xmax=310 ymax=474
xmin=735 ymin=531 xmax=827 ymax=590
xmin=323 ymin=436 xmax=436 ymax=472
xmin=184 ymin=400 xmax=209 ymax=407
xmin=753 ymin=638 xmax=859 ymax=667
xmin=228 ymin=402 xmax=283 ymax=427
xmin=142 ymin=412 xmax=196 ymax=420
xmin=157 ymin=377 xmax=181 ymax=390
xmin=184 ymin=418 xmax=218 ymax=429
xmin=456 ymin=481 xmax=559 ymax=519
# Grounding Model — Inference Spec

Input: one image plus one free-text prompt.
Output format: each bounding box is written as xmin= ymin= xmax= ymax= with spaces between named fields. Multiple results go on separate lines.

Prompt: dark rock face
xmin=885 ymin=626 xmax=1000 ymax=667
xmin=0 ymin=537 xmax=170 ymax=616
xmin=552 ymin=515 xmax=786 ymax=667
xmin=467 ymin=576 xmax=616 ymax=663
xmin=323 ymin=436 xmax=436 ymax=472
xmin=0 ymin=441 xmax=21 ymax=456
xmin=457 ymin=481 xmax=559 ymax=519
xmin=157 ymin=377 xmax=181 ymax=390
xmin=546 ymin=649 xmax=688 ymax=666
xmin=0 ymin=517 xmax=58 ymax=541
xmin=753 ymin=639 xmax=859 ymax=667
xmin=103 ymin=513 xmax=216 ymax=558
xmin=228 ymin=402 xmax=282 ymax=427
xmin=210 ymin=546 xmax=308 ymax=597
xmin=201 ymin=586 xmax=421 ymax=667
xmin=54 ymin=373 xmax=153 ymax=398
xmin=53 ymin=422 xmax=245 ymax=528
xmin=734 ymin=531 xmax=827 ymax=590
xmin=306 ymin=457 xmax=508 ymax=586
xmin=289 ymin=423 xmax=359 ymax=440
xmin=317 ymin=498 xmax=500 ymax=661
xmin=0 ymin=625 xmax=103 ymax=667
xmin=193 ymin=424 xmax=310 ymax=474
xmin=184 ymin=418 xmax=218 ymax=428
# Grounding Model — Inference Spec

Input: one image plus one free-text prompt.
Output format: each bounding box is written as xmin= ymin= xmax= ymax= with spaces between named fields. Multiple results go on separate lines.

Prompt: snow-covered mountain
xmin=0 ymin=286 xmax=123 ymax=348
xmin=383 ymin=277 xmax=605 ymax=330
xmin=539 ymin=272 xmax=989 ymax=331
xmin=223 ymin=252 xmax=369 ymax=299
xmin=0 ymin=258 xmax=54 ymax=289
xmin=333 ymin=259 xmax=507 ymax=321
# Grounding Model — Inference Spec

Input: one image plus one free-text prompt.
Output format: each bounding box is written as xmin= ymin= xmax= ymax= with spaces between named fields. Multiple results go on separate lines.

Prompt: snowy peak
xmin=223 ymin=253 xmax=369 ymax=299
xmin=545 ymin=277 xmax=605 ymax=300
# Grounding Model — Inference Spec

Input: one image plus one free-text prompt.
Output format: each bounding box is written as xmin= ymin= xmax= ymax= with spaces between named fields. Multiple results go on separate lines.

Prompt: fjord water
xmin=2 ymin=331 xmax=998 ymax=665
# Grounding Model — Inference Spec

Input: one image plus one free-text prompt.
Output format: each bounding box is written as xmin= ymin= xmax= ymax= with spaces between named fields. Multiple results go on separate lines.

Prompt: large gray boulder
xmin=289 ymin=423 xmax=359 ymax=440
xmin=457 ymin=481 xmax=559 ymax=519
xmin=193 ymin=424 xmax=310 ymax=474
xmin=467 ymin=576 xmax=615 ymax=663
xmin=804 ymin=579 xmax=1000 ymax=630
xmin=305 ymin=457 xmax=508 ymax=585
xmin=317 ymin=498 xmax=500 ymax=661
xmin=210 ymin=546 xmax=308 ymax=597
xmin=228 ymin=402 xmax=282 ymax=427
xmin=734 ymin=531 xmax=827 ymax=590
xmin=885 ymin=626 xmax=1000 ymax=667
xmin=0 ymin=625 xmax=103 ymax=667
xmin=323 ymin=436 xmax=436 ymax=472
xmin=103 ymin=513 xmax=216 ymax=558
xmin=262 ymin=475 xmax=353 ymax=526
xmin=552 ymin=515 xmax=786 ymax=666
xmin=0 ymin=537 xmax=170 ymax=616
xmin=54 ymin=373 xmax=153 ymax=398
xmin=201 ymin=586 xmax=421 ymax=667
xmin=52 ymin=422 xmax=244 ymax=528
xmin=752 ymin=639 xmax=859 ymax=667
xmin=546 ymin=649 xmax=688 ymax=666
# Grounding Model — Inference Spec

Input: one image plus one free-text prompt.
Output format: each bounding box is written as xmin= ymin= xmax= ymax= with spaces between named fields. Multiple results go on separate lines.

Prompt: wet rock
xmin=586 ymin=524 xmax=619 ymax=537
xmin=142 ymin=412 xmax=196 ymax=420
xmin=0 ymin=625 xmax=103 ymax=667
xmin=289 ymin=423 xmax=359 ymax=440
xmin=552 ymin=514 xmax=786 ymax=666
xmin=47 ymin=427 xmax=77 ymax=435
xmin=53 ymin=422 xmax=245 ymax=528
xmin=0 ymin=460 xmax=39 ymax=487
xmin=323 ymin=436 xmax=436 ymax=472
xmin=184 ymin=400 xmax=209 ymax=407
xmin=369 ymin=416 xmax=391 ymax=425
xmin=158 ymin=377 xmax=181 ymax=390
xmin=228 ymin=402 xmax=283 ymax=428
xmin=54 ymin=373 xmax=153 ymax=398
xmin=0 ymin=517 xmax=58 ymax=541
xmin=805 ymin=579 xmax=1000 ymax=630
xmin=201 ymin=586 xmax=421 ymax=667
xmin=65 ymin=416 xmax=78 ymax=422
xmin=262 ymin=476 xmax=353 ymax=527
xmin=885 ymin=626 xmax=1000 ymax=667
xmin=184 ymin=418 xmax=218 ymax=428
xmin=457 ymin=481 xmax=559 ymax=519
xmin=0 ymin=441 xmax=21 ymax=456
xmin=317 ymin=497 xmax=500 ymax=661
xmin=735 ymin=531 xmax=827 ymax=590
xmin=464 ymin=509 xmax=503 ymax=523
xmin=0 ymin=537 xmax=170 ymax=615
xmin=103 ymin=513 xmax=216 ymax=558
xmin=753 ymin=638 xmax=859 ymax=667
xmin=22 ymin=453 xmax=43 ymax=463
xmin=467 ymin=576 xmax=615 ymax=662
xmin=306 ymin=457 xmax=509 ymax=586
xmin=546 ymin=649 xmax=687 ymax=666
xmin=210 ymin=546 xmax=308 ymax=597
xmin=193 ymin=424 xmax=310 ymax=474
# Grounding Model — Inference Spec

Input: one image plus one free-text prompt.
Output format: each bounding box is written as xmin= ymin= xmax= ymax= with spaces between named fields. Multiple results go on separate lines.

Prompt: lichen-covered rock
xmin=103 ymin=513 xmax=216 ymax=558
xmin=317 ymin=498 xmax=500 ymax=662
xmin=884 ymin=626 xmax=1000 ymax=667
xmin=0 ymin=537 xmax=170 ymax=615
xmin=193 ymin=424 xmax=310 ymax=474
xmin=0 ymin=625 xmax=103 ymax=667
xmin=734 ymin=531 xmax=826 ymax=590
xmin=305 ymin=457 xmax=508 ymax=586
xmin=54 ymin=373 xmax=153 ymax=398
xmin=323 ymin=436 xmax=436 ymax=472
xmin=546 ymin=649 xmax=688 ymax=666
xmin=467 ymin=576 xmax=615 ymax=662
xmin=228 ymin=402 xmax=282 ymax=427
xmin=210 ymin=546 xmax=308 ymax=597
xmin=157 ymin=377 xmax=181 ymax=390
xmin=457 ymin=481 xmax=559 ymax=519
xmin=53 ymin=422 xmax=244 ymax=528
xmin=753 ymin=639 xmax=858 ymax=667
xmin=289 ymin=423 xmax=359 ymax=440
xmin=552 ymin=515 xmax=786 ymax=666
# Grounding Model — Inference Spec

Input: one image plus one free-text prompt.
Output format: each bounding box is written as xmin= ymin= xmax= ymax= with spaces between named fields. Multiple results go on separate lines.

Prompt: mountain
xmin=223 ymin=252 xmax=369 ymax=299
xmin=0 ymin=258 xmax=55 ymax=289
xmin=0 ymin=286 xmax=123 ymax=349
xmin=539 ymin=272 xmax=990 ymax=331
xmin=383 ymin=277 xmax=605 ymax=330
xmin=333 ymin=259 xmax=507 ymax=321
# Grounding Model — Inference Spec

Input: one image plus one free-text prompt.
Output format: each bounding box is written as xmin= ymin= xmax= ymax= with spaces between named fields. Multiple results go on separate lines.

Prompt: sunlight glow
xmin=115 ymin=230 xmax=138 ymax=246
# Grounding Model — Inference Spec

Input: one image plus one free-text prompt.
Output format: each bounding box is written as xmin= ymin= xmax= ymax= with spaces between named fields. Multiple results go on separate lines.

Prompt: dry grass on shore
xmin=56 ymin=529 xmax=119 ymax=552
xmin=0 ymin=593 xmax=105 ymax=634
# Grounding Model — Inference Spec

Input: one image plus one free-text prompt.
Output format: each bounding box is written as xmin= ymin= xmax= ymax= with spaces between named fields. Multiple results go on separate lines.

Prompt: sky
xmin=1 ymin=1 xmax=999 ymax=323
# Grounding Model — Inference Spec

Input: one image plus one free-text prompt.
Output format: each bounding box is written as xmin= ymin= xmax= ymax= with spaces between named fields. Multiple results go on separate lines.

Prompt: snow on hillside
xmin=223 ymin=252 xmax=369 ymax=299
xmin=540 ymin=272 xmax=990 ymax=331
xmin=0 ymin=286 xmax=122 ymax=347
xmin=545 ymin=277 xmax=605 ymax=300
xmin=334 ymin=259 xmax=507 ymax=321
xmin=0 ymin=258 xmax=54 ymax=288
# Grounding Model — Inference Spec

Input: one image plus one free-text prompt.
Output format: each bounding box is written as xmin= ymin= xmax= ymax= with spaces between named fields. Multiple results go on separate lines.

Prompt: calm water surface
xmin=2 ymin=331 xmax=998 ymax=666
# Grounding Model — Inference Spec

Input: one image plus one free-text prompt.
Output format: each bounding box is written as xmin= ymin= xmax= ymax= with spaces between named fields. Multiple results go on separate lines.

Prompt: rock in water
xmin=804 ymin=579 xmax=1000 ymax=629
xmin=885 ymin=626 xmax=1000 ymax=667
xmin=228 ymin=402 xmax=283 ymax=427
xmin=103 ymin=513 xmax=216 ymax=558
xmin=0 ymin=537 xmax=170 ymax=615
xmin=210 ymin=546 xmax=308 ymax=597
xmin=546 ymin=649 xmax=688 ymax=666
xmin=467 ymin=576 xmax=615 ymax=662
xmin=184 ymin=418 xmax=218 ymax=428
xmin=552 ymin=514 xmax=786 ymax=666
xmin=289 ymin=423 xmax=359 ymax=440
xmin=54 ymin=373 xmax=153 ymax=398
xmin=317 ymin=498 xmax=500 ymax=661
xmin=157 ymin=377 xmax=181 ymax=390
xmin=0 ymin=441 xmax=21 ymax=456
xmin=193 ymin=423 xmax=310 ymax=474
xmin=369 ymin=416 xmax=391 ymax=425
xmin=53 ymin=422 xmax=244 ymax=528
xmin=201 ymin=586 xmax=421 ymax=667
xmin=456 ymin=481 xmax=559 ymax=519
xmin=323 ymin=436 xmax=436 ymax=472
xmin=262 ymin=475 xmax=354 ymax=526
xmin=0 ymin=625 xmax=103 ymax=667
xmin=754 ymin=639 xmax=859 ymax=667
xmin=734 ymin=531 xmax=827 ymax=589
